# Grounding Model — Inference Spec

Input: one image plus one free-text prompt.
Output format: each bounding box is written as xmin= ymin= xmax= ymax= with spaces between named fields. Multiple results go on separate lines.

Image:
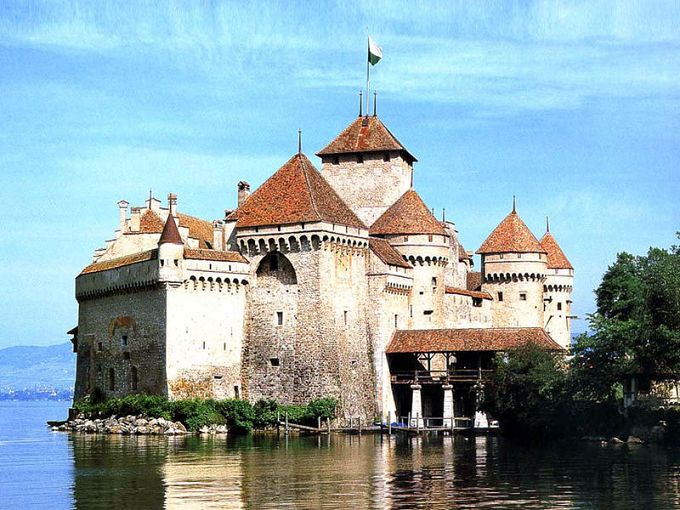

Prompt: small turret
xmin=158 ymin=194 xmax=184 ymax=282
xmin=540 ymin=218 xmax=574 ymax=350
xmin=477 ymin=202 xmax=547 ymax=328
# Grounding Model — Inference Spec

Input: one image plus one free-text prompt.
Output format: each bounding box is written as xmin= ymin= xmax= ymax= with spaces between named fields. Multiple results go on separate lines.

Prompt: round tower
xmin=370 ymin=189 xmax=449 ymax=329
xmin=477 ymin=203 xmax=547 ymax=328
xmin=158 ymin=194 xmax=184 ymax=283
xmin=540 ymin=219 xmax=574 ymax=350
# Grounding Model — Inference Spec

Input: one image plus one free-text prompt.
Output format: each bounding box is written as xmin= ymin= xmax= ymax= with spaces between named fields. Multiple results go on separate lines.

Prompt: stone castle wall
xmin=543 ymin=269 xmax=574 ymax=350
xmin=321 ymin=152 xmax=412 ymax=226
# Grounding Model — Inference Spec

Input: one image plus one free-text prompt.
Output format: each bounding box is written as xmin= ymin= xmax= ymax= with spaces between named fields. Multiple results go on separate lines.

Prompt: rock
xmin=164 ymin=428 xmax=176 ymax=435
xmin=135 ymin=426 xmax=149 ymax=435
xmin=608 ymin=437 xmax=624 ymax=444
xmin=174 ymin=422 xmax=187 ymax=433
xmin=215 ymin=425 xmax=228 ymax=434
xmin=157 ymin=418 xmax=167 ymax=427
xmin=108 ymin=425 xmax=124 ymax=434
xmin=199 ymin=426 xmax=209 ymax=434
xmin=135 ymin=418 xmax=148 ymax=427
xmin=627 ymin=435 xmax=644 ymax=444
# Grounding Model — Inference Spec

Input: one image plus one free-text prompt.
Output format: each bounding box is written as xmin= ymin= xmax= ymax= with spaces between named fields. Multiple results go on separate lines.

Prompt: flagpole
xmin=365 ymin=35 xmax=370 ymax=116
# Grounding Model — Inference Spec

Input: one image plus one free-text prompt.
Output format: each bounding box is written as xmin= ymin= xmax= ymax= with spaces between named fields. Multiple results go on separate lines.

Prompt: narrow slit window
xmin=497 ymin=292 xmax=503 ymax=302
xmin=520 ymin=292 xmax=527 ymax=301
xmin=270 ymin=358 xmax=280 ymax=367
xmin=277 ymin=311 xmax=284 ymax=326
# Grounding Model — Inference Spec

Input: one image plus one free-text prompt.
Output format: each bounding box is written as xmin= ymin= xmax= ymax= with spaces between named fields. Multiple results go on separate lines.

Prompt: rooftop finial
xmin=359 ymin=91 xmax=363 ymax=117
xmin=546 ymin=216 xmax=550 ymax=233
xmin=442 ymin=207 xmax=446 ymax=222
xmin=148 ymin=189 xmax=152 ymax=210
xmin=512 ymin=195 xmax=516 ymax=213
xmin=373 ymin=91 xmax=377 ymax=117
xmin=297 ymin=129 xmax=302 ymax=154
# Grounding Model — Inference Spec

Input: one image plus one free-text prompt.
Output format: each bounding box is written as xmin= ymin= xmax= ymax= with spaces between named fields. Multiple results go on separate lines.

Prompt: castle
xmin=70 ymin=104 xmax=574 ymax=421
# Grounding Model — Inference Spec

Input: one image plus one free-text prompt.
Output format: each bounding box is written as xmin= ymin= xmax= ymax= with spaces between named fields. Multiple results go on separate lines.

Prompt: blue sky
xmin=1 ymin=1 xmax=678 ymax=347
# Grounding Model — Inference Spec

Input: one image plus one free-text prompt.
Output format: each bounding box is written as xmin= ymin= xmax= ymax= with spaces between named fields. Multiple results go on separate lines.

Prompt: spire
xmin=373 ymin=91 xmax=377 ymax=117
xmin=546 ymin=216 xmax=550 ymax=233
xmin=297 ymin=129 xmax=302 ymax=154
xmin=477 ymin=209 xmax=545 ymax=255
xmin=512 ymin=195 xmax=516 ymax=214
xmin=148 ymin=189 xmax=152 ymax=210
xmin=359 ymin=91 xmax=363 ymax=117
xmin=158 ymin=214 xmax=183 ymax=246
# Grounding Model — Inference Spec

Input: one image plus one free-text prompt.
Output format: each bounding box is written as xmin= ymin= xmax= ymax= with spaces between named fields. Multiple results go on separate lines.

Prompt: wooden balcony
xmin=390 ymin=369 xmax=492 ymax=385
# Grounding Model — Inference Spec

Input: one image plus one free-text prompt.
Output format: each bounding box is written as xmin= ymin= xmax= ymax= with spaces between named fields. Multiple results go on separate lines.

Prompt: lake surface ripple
xmin=1 ymin=402 xmax=679 ymax=509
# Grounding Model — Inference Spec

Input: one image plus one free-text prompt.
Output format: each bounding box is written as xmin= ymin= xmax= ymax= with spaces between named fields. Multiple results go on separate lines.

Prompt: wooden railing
xmin=390 ymin=369 xmax=492 ymax=384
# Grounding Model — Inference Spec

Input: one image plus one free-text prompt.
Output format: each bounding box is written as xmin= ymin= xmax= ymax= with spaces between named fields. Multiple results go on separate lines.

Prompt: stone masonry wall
xmin=321 ymin=152 xmax=412 ymax=226
xmin=75 ymin=287 xmax=167 ymax=401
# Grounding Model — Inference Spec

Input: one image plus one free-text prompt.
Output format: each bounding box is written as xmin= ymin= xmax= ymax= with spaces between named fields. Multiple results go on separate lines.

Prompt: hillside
xmin=0 ymin=342 xmax=75 ymax=399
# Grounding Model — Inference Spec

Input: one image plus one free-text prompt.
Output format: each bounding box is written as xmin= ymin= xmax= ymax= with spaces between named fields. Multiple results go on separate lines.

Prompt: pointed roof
xmin=540 ymin=232 xmax=573 ymax=270
xmin=139 ymin=209 xmax=165 ymax=233
xmin=476 ymin=210 xmax=545 ymax=254
xmin=316 ymin=116 xmax=416 ymax=162
xmin=370 ymin=189 xmax=447 ymax=236
xmin=158 ymin=215 xmax=183 ymax=245
xmin=369 ymin=237 xmax=411 ymax=269
xmin=229 ymin=153 xmax=366 ymax=229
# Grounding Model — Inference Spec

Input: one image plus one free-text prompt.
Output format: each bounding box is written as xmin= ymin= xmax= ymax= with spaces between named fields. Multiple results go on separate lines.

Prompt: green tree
xmin=572 ymin=234 xmax=680 ymax=400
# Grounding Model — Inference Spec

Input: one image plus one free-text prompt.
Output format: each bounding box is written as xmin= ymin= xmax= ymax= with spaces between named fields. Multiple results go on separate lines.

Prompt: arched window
xmin=108 ymin=368 xmax=115 ymax=391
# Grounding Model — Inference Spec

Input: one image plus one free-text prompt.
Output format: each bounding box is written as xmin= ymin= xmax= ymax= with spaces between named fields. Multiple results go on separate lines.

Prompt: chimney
xmin=130 ymin=207 xmax=142 ymax=231
xmin=117 ymin=200 xmax=129 ymax=233
xmin=213 ymin=220 xmax=224 ymax=251
xmin=168 ymin=193 xmax=177 ymax=216
xmin=237 ymin=181 xmax=250 ymax=207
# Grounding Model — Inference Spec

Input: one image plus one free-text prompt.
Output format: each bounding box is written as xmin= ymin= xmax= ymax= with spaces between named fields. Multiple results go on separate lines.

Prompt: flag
xmin=368 ymin=35 xmax=382 ymax=66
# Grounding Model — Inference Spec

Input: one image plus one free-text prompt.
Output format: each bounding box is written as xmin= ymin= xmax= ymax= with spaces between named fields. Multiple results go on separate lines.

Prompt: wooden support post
xmin=388 ymin=411 xmax=392 ymax=435
xmin=416 ymin=413 xmax=421 ymax=433
xmin=349 ymin=416 xmax=353 ymax=430
xmin=285 ymin=412 xmax=289 ymax=435
xmin=408 ymin=412 xmax=411 ymax=429
xmin=327 ymin=418 xmax=331 ymax=434
xmin=318 ymin=416 xmax=321 ymax=432
xmin=358 ymin=416 xmax=362 ymax=435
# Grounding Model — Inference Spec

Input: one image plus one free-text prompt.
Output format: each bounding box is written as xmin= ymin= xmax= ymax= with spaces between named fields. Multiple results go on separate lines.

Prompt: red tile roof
xmin=466 ymin=271 xmax=482 ymax=291
xmin=370 ymin=189 xmax=448 ymax=236
xmin=317 ymin=115 xmax=416 ymax=162
xmin=184 ymin=248 xmax=248 ymax=264
xmin=228 ymin=153 xmax=366 ymax=229
xmin=540 ymin=232 xmax=573 ymax=270
xmin=158 ymin=215 xmax=183 ymax=245
xmin=369 ymin=237 xmax=410 ymax=268
xmin=139 ymin=209 xmax=165 ymax=233
xmin=458 ymin=241 xmax=471 ymax=261
xmin=178 ymin=213 xmax=214 ymax=250
xmin=477 ymin=211 xmax=545 ymax=254
xmin=80 ymin=249 xmax=157 ymax=275
xmin=386 ymin=327 xmax=564 ymax=353
xmin=445 ymin=286 xmax=492 ymax=300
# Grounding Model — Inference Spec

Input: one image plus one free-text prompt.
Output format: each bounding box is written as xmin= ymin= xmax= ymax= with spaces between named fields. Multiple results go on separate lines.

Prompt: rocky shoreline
xmin=50 ymin=415 xmax=229 ymax=435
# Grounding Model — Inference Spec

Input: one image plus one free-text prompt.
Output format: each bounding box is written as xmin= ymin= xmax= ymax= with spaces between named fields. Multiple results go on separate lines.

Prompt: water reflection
xmin=68 ymin=432 xmax=680 ymax=509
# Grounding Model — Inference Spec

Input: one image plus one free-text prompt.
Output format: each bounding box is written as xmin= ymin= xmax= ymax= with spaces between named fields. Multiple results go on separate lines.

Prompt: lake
xmin=0 ymin=401 xmax=679 ymax=509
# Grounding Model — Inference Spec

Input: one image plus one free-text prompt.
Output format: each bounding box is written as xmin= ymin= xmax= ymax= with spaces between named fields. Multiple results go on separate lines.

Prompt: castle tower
xmin=317 ymin=114 xmax=416 ymax=226
xmin=229 ymin=152 xmax=375 ymax=418
xmin=370 ymin=189 xmax=449 ymax=329
xmin=477 ymin=204 xmax=547 ymax=328
xmin=540 ymin=220 xmax=574 ymax=350
xmin=157 ymin=199 xmax=184 ymax=284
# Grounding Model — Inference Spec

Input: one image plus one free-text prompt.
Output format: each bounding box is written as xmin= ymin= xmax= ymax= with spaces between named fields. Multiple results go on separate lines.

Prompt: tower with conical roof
xmin=317 ymin=112 xmax=416 ymax=226
xmin=477 ymin=203 xmax=548 ymax=328
xmin=540 ymin=220 xmax=574 ymax=350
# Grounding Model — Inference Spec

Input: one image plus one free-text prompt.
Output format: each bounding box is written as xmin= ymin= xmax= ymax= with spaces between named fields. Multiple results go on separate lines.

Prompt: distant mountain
xmin=0 ymin=342 xmax=75 ymax=400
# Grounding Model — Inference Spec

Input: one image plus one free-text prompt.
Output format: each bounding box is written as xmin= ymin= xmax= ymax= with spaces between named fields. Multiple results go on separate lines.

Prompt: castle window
xmin=423 ymin=310 xmax=433 ymax=316
xmin=520 ymin=292 xmax=527 ymax=301
xmin=410 ymin=305 xmax=413 ymax=317
xmin=131 ymin=366 xmax=138 ymax=391
xmin=202 ymin=341 xmax=206 ymax=350
xmin=174 ymin=259 xmax=178 ymax=267
xmin=403 ymin=236 xmax=409 ymax=242
xmin=431 ymin=277 xmax=437 ymax=287
xmin=557 ymin=302 xmax=562 ymax=311
xmin=108 ymin=368 xmax=115 ymax=391
xmin=518 ymin=253 xmax=522 ymax=259
xmin=499 ymin=254 xmax=504 ymax=259
xmin=473 ymin=298 xmax=482 ymax=308
xmin=277 ymin=311 xmax=284 ymax=326
xmin=121 ymin=335 xmax=128 ymax=347
xmin=213 ymin=374 xmax=223 ymax=380
xmin=205 ymin=241 xmax=213 ymax=249
xmin=234 ymin=386 xmax=240 ymax=399
xmin=428 ymin=235 xmax=433 ymax=242
xmin=497 ymin=292 xmax=503 ymax=302
xmin=123 ymin=352 xmax=130 ymax=360
xmin=356 ymin=154 xmax=363 ymax=163
xmin=332 ymin=156 xmax=339 ymax=165
xmin=343 ymin=310 xmax=348 ymax=326
xmin=394 ymin=314 xmax=398 ymax=327
xmin=270 ymin=358 xmax=280 ymax=367
xmin=383 ymin=153 xmax=390 ymax=162
xmin=223 ymin=342 xmax=227 ymax=351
